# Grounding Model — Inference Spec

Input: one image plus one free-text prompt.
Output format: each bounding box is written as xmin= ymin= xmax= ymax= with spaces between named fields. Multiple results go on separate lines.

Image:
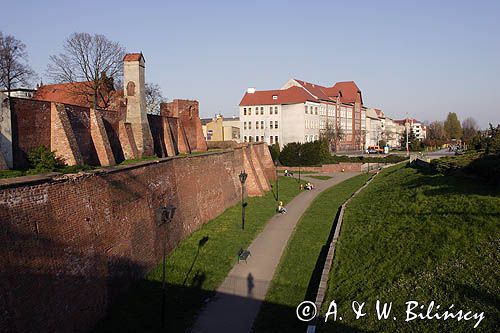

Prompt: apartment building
xmin=239 ymin=79 xmax=365 ymax=151
xmin=365 ymin=108 xmax=405 ymax=149
xmin=394 ymin=118 xmax=427 ymax=141
xmin=202 ymin=114 xmax=241 ymax=142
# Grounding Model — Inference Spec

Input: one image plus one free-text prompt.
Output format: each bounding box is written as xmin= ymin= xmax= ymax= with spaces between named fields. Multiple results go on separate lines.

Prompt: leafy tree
xmin=0 ymin=32 xmax=36 ymax=94
xmin=279 ymin=142 xmax=301 ymax=166
xmin=443 ymin=112 xmax=462 ymax=139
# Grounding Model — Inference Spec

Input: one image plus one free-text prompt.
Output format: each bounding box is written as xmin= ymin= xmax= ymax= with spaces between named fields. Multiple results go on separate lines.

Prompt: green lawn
xmin=308 ymin=175 xmax=333 ymax=180
xmin=319 ymin=163 xmax=500 ymax=332
xmin=94 ymin=176 xmax=305 ymax=332
xmin=253 ymin=173 xmax=372 ymax=332
xmin=0 ymin=169 xmax=24 ymax=179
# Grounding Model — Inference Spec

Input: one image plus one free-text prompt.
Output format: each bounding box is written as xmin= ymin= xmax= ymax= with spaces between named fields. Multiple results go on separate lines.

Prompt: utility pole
xmin=405 ymin=113 xmax=409 ymax=156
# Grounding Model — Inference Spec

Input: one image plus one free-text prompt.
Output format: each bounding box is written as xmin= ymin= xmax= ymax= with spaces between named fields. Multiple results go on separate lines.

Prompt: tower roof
xmin=123 ymin=53 xmax=145 ymax=62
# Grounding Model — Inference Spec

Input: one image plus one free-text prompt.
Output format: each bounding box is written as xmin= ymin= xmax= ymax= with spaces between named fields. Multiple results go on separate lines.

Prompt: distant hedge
xmin=274 ymin=140 xmax=408 ymax=166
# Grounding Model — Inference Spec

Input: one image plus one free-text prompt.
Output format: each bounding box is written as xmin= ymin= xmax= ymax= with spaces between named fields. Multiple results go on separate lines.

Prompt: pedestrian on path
xmin=278 ymin=201 xmax=287 ymax=214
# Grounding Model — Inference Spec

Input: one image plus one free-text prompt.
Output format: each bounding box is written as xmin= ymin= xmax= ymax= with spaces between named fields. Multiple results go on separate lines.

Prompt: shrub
xmin=268 ymin=143 xmax=280 ymax=163
xmin=27 ymin=146 xmax=65 ymax=173
xmin=279 ymin=142 xmax=301 ymax=166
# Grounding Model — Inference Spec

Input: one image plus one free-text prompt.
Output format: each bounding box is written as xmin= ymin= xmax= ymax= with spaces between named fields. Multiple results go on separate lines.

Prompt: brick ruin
xmin=0 ymin=52 xmax=208 ymax=170
xmin=0 ymin=52 xmax=278 ymax=331
xmin=0 ymin=142 xmax=276 ymax=332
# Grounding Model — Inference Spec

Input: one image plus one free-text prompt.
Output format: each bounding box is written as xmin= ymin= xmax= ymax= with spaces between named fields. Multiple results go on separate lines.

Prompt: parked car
xmin=367 ymin=145 xmax=384 ymax=154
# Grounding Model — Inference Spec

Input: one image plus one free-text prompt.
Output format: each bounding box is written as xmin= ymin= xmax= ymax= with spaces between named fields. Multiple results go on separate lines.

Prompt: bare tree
xmin=0 ymin=32 xmax=36 ymax=95
xmin=47 ymin=32 xmax=125 ymax=109
xmin=428 ymin=121 xmax=446 ymax=141
xmin=320 ymin=120 xmax=344 ymax=153
xmin=145 ymin=83 xmax=166 ymax=115
xmin=461 ymin=117 xmax=479 ymax=143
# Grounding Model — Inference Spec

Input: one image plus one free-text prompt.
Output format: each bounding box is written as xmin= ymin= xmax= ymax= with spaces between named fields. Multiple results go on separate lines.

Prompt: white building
xmin=0 ymin=88 xmax=35 ymax=99
xmin=239 ymin=79 xmax=365 ymax=151
xmin=394 ymin=118 xmax=427 ymax=141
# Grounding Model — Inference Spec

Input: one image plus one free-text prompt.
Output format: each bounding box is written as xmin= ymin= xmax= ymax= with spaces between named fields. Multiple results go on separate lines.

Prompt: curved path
xmin=191 ymin=172 xmax=360 ymax=333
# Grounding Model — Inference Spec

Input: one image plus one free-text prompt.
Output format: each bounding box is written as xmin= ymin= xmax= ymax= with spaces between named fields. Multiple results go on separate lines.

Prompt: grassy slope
xmin=320 ymin=164 xmax=500 ymax=332
xmin=94 ymin=176 xmax=305 ymax=332
xmin=253 ymin=173 xmax=372 ymax=332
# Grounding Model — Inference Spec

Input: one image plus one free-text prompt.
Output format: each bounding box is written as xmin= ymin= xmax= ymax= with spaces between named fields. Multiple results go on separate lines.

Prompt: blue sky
xmin=2 ymin=0 xmax=499 ymax=127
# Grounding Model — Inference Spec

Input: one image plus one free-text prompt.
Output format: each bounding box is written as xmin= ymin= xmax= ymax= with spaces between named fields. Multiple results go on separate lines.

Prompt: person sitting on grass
xmin=277 ymin=201 xmax=287 ymax=214
xmin=305 ymin=182 xmax=314 ymax=190
xmin=284 ymin=169 xmax=294 ymax=177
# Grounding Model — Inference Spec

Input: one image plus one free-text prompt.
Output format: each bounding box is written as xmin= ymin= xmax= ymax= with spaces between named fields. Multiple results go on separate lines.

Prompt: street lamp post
xmin=274 ymin=159 xmax=279 ymax=202
xmin=239 ymin=171 xmax=248 ymax=230
xmin=158 ymin=203 xmax=176 ymax=330
xmin=298 ymin=151 xmax=302 ymax=185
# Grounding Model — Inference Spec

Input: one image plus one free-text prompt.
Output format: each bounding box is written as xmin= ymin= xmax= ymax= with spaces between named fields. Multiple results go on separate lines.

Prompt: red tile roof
xmin=293 ymin=79 xmax=334 ymax=101
xmin=240 ymin=79 xmax=362 ymax=106
xmin=326 ymin=81 xmax=362 ymax=104
xmin=34 ymin=81 xmax=123 ymax=109
xmin=123 ymin=53 xmax=144 ymax=62
xmin=239 ymin=86 xmax=318 ymax=106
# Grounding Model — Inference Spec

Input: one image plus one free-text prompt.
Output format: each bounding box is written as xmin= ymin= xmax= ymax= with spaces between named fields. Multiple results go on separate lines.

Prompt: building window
xmin=248 ymin=107 xmax=252 ymax=115
xmin=243 ymin=121 xmax=247 ymax=130
xmin=260 ymin=107 xmax=264 ymax=115
xmin=255 ymin=136 xmax=259 ymax=142
xmin=249 ymin=122 xmax=252 ymax=129
xmin=270 ymin=121 xmax=273 ymax=129
xmin=272 ymin=95 xmax=278 ymax=100
xmin=244 ymin=136 xmax=247 ymax=142
xmin=269 ymin=106 xmax=273 ymax=113
xmin=275 ymin=106 xmax=278 ymax=114
xmin=249 ymin=136 xmax=253 ymax=142
xmin=243 ymin=108 xmax=247 ymax=116
xmin=261 ymin=121 xmax=264 ymax=129
xmin=270 ymin=136 xmax=274 ymax=144
xmin=256 ymin=121 xmax=259 ymax=129
xmin=315 ymin=107 xmax=318 ymax=115
xmin=275 ymin=121 xmax=278 ymax=129
xmin=261 ymin=135 xmax=264 ymax=142
xmin=275 ymin=136 xmax=279 ymax=143
xmin=305 ymin=105 xmax=308 ymax=114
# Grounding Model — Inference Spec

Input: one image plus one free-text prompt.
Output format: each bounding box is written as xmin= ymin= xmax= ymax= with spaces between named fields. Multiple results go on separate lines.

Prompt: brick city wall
xmin=10 ymin=98 xmax=52 ymax=168
xmin=8 ymin=98 xmax=207 ymax=168
xmin=0 ymin=143 xmax=273 ymax=332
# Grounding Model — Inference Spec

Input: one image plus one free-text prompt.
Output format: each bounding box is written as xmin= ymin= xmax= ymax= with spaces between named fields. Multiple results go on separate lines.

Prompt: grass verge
xmin=253 ymin=173 xmax=372 ymax=332
xmin=94 ymin=176 xmax=306 ymax=332
xmin=319 ymin=163 xmax=500 ymax=332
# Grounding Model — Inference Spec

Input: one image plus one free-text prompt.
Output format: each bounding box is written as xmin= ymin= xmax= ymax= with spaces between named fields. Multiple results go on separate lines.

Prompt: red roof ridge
xmin=123 ymin=53 xmax=144 ymax=62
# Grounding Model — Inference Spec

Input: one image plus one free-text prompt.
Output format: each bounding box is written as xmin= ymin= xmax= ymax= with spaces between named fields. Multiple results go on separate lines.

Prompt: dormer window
xmin=272 ymin=95 xmax=277 ymax=100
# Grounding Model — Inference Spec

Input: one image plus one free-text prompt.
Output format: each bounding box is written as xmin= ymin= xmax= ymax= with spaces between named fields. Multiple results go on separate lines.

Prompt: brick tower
xmin=123 ymin=53 xmax=154 ymax=157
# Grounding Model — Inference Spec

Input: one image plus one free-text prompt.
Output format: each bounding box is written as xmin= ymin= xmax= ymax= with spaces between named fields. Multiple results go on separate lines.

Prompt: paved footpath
xmin=191 ymin=172 xmax=360 ymax=333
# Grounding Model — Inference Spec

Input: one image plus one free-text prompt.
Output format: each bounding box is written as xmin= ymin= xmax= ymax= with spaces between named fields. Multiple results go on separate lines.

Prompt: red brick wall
xmin=64 ymin=104 xmax=100 ymax=165
xmin=10 ymin=98 xmax=52 ymax=168
xmin=162 ymin=100 xmax=208 ymax=152
xmin=0 ymin=144 xmax=272 ymax=332
xmin=147 ymin=114 xmax=167 ymax=157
